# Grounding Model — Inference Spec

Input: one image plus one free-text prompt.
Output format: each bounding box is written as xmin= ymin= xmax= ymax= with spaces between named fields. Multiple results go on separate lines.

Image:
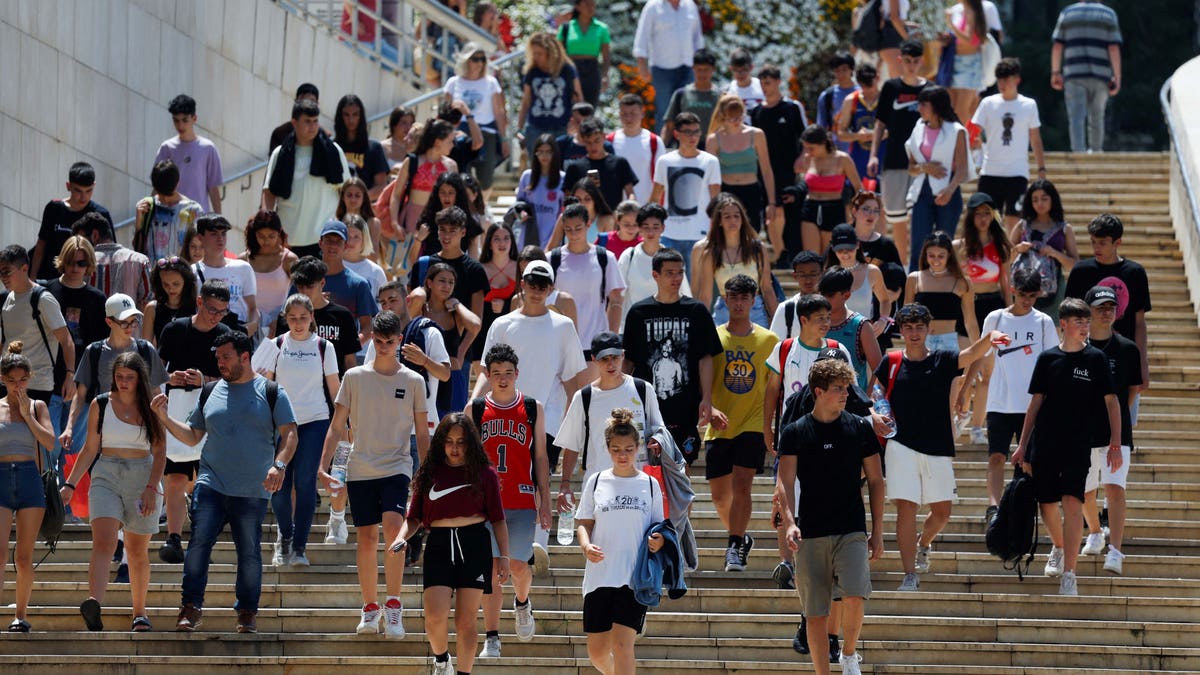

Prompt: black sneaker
xmin=792 ymin=615 xmax=809 ymax=654
xmin=114 ymin=564 xmax=129 ymax=584
xmin=984 ymin=505 xmax=998 ymax=526
xmin=112 ymin=539 xmax=124 ymax=564
xmin=771 ymin=560 xmax=795 ymax=590
xmin=828 ymin=634 xmax=841 ymax=663
xmin=159 ymin=533 xmax=185 ymax=564
xmin=738 ymin=534 xmax=755 ymax=569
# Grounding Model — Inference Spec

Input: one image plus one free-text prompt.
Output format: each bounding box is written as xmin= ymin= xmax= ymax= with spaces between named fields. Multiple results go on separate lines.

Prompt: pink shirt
xmin=920 ymin=126 xmax=941 ymax=162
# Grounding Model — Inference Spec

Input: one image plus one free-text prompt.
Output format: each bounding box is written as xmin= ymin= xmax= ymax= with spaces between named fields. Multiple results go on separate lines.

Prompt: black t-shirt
xmin=157 ymin=317 xmax=231 ymax=390
xmin=417 ymin=253 xmax=489 ymax=310
xmin=37 ymin=201 xmax=114 ymax=280
xmin=40 ymin=279 xmax=107 ymax=386
xmin=875 ymin=78 xmax=929 ymax=170
xmin=275 ymin=302 xmax=361 ymax=375
xmin=779 ymin=410 xmax=881 ymax=538
xmin=874 ymin=349 xmax=962 ymax=457
xmin=750 ymin=99 xmax=807 ymax=197
xmin=1063 ymin=258 xmax=1151 ymax=340
xmin=1088 ymin=335 xmax=1141 ymax=447
xmin=557 ymin=135 xmax=613 ymax=164
xmin=622 ymin=296 xmax=723 ymax=430
xmin=1028 ymin=346 xmax=1116 ymax=464
xmin=449 ymin=133 xmax=479 ymax=170
xmin=341 ymin=138 xmax=390 ymax=191
xmin=563 ymin=154 xmax=638 ymax=212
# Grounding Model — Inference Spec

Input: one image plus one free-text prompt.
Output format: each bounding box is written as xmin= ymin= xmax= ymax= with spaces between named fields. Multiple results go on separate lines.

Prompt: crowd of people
xmin=0 ymin=1 xmax=1140 ymax=674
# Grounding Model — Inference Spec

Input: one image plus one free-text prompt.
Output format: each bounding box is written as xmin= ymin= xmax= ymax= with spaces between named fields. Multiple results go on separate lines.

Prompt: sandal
xmin=80 ymin=598 xmax=104 ymax=631
xmin=131 ymin=616 xmax=152 ymax=632
xmin=7 ymin=618 xmax=30 ymax=633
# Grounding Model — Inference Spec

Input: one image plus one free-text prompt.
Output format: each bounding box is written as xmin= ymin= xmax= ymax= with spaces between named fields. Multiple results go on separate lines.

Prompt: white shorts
xmin=885 ymin=439 xmax=958 ymax=505
xmin=1085 ymin=445 xmax=1131 ymax=492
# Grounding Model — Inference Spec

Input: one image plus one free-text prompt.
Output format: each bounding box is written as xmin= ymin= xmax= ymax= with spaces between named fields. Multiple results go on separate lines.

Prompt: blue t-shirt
xmin=817 ymin=84 xmax=860 ymax=153
xmin=188 ymin=377 xmax=297 ymax=499
xmin=321 ymin=268 xmax=379 ymax=320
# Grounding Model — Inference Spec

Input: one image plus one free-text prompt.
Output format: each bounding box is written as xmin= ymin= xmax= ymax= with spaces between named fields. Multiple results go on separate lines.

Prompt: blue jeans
xmin=182 ymin=484 xmax=269 ymax=612
xmin=908 ymin=182 xmax=964 ymax=270
xmin=1064 ymin=78 xmax=1109 ymax=153
xmin=651 ymin=65 xmax=694 ymax=132
xmin=661 ymin=236 xmax=699 ymax=279
xmin=449 ymin=358 xmax=471 ymax=415
xmin=271 ymin=418 xmax=330 ymax=552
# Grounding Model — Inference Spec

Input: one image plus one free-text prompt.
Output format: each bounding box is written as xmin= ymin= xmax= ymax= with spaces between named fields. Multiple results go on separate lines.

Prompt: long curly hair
xmin=703 ymin=193 xmax=762 ymax=269
xmin=413 ymin=413 xmax=491 ymax=499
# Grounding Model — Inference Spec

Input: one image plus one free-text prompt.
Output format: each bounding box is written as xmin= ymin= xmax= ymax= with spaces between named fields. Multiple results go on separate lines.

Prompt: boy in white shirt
xmin=971 ymin=57 xmax=1046 ymax=230
xmin=617 ymin=203 xmax=693 ymax=332
xmin=726 ymin=48 xmax=765 ymax=119
xmin=609 ymin=94 xmax=664 ymax=203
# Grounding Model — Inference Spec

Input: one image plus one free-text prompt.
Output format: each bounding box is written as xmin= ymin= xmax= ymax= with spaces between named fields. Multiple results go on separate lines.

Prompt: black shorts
xmin=546 ymin=433 xmax=561 ymax=475
xmin=974 ymin=291 xmax=1005 ymax=330
xmin=667 ymin=424 xmax=701 ymax=465
xmin=880 ymin=21 xmax=904 ymax=50
xmin=1032 ymin=461 xmax=1089 ymax=504
xmin=976 ymin=175 xmax=1028 ymax=217
xmin=422 ymin=522 xmax=493 ymax=592
xmin=986 ymin=412 xmax=1025 ymax=457
xmin=583 ymin=585 xmax=647 ymax=633
xmin=801 ymin=198 xmax=847 ymax=231
xmin=347 ymin=473 xmax=411 ymax=527
xmin=164 ymin=458 xmax=199 ymax=479
xmin=705 ymin=431 xmax=768 ymax=479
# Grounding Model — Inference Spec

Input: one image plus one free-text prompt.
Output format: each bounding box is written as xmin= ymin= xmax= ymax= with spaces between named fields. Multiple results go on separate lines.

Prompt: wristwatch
xmin=273 ymin=460 xmax=287 ymax=471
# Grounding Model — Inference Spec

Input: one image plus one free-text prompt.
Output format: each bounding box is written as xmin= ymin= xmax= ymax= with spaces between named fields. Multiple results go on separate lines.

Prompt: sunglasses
xmin=71 ymin=259 xmax=90 ymax=269
xmin=157 ymin=256 xmax=183 ymax=268
xmin=469 ymin=55 xmax=488 ymax=63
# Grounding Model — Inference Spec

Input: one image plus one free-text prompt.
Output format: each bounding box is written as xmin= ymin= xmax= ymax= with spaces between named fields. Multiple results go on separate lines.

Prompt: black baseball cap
xmin=1085 ymin=285 xmax=1118 ymax=306
xmin=830 ymin=223 xmax=857 ymax=252
xmin=816 ymin=347 xmax=849 ymax=363
xmin=591 ymin=332 xmax=623 ymax=359
xmin=967 ymin=192 xmax=995 ymax=210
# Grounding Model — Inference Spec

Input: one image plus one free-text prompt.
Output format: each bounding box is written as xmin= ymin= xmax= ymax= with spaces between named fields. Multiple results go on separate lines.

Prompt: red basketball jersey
xmin=477 ymin=393 xmax=537 ymax=510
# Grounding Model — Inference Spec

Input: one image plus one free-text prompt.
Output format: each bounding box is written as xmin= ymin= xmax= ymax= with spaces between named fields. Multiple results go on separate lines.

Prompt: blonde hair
xmin=708 ymin=94 xmax=746 ymax=136
xmin=342 ymin=213 xmax=375 ymax=257
xmin=524 ymin=31 xmax=573 ymax=77
xmin=54 ymin=235 xmax=96 ymax=275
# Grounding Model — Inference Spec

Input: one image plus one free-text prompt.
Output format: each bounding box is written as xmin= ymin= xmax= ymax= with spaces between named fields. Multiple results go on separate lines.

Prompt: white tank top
xmin=103 ymin=401 xmax=152 ymax=451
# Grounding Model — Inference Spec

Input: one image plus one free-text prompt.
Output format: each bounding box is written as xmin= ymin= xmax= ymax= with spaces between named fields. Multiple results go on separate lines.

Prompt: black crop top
xmin=913 ymin=290 xmax=967 ymax=336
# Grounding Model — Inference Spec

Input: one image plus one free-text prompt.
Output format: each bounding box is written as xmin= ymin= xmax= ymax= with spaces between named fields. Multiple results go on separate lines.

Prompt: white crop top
xmin=102 ymin=401 xmax=152 ymax=451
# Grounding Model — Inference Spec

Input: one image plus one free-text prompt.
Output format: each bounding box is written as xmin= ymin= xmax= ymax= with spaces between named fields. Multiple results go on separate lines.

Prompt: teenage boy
xmin=1012 ymin=298 xmax=1121 ymax=595
xmin=622 ymin=248 xmax=722 ymax=465
xmin=556 ymin=103 xmax=611 ymax=163
xmin=705 ymin=275 xmax=779 ymax=572
xmin=0 ymin=245 xmax=75 ymax=404
xmin=133 ymin=160 xmax=203 ymax=262
xmin=778 ymin=358 xmax=884 ymax=675
xmin=72 ymin=213 xmax=151 ymax=307
xmin=726 ymin=48 xmax=764 ymax=119
xmin=874 ymin=304 xmax=1007 ymax=591
xmin=971 ymin=58 xmax=1046 ymax=229
xmin=155 ymin=94 xmax=224 ymax=212
xmin=838 ymin=64 xmax=885 ymax=189
xmin=663 ymin=48 xmax=720 ymax=150
xmin=1064 ymin=213 xmax=1150 ymax=414
xmin=751 ymin=64 xmax=810 ymax=259
xmin=868 ymin=39 xmax=930 ymax=267
xmin=283 ymin=256 xmax=364 ymax=376
xmin=32 ymin=162 xmax=115 ymax=281
xmin=649 ymin=112 xmax=723 ymax=276
xmin=1080 ymin=285 xmax=1141 ymax=576
xmin=769 ymin=251 xmax=825 ymax=340
xmin=609 ymin=94 xmax=664 ymax=203
xmin=563 ymin=118 xmax=638 ymax=212
xmin=312 ymin=219 xmax=377 ymax=346
xmin=552 ymin=204 xmax=625 ymax=379
xmin=470 ymin=343 xmax=551 ymax=657
xmin=269 ymin=83 xmax=321 ymax=154
xmin=319 ymin=310 xmax=428 ymax=637
xmin=961 ymin=269 xmax=1056 ymax=524
xmin=819 ymin=266 xmax=884 ymax=391
xmin=617 ymin=203 xmax=693 ymax=331
xmin=816 ymin=52 xmax=860 ymax=153
xmin=154 ymin=280 xmax=234 ymax=563
xmin=191 ymin=215 xmax=259 ymax=336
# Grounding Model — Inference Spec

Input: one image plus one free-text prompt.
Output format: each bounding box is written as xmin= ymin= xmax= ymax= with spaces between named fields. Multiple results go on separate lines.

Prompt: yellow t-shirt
xmin=706 ymin=324 xmax=780 ymax=441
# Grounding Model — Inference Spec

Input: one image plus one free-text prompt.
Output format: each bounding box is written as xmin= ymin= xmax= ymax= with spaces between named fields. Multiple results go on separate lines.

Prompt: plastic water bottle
xmin=329 ymin=441 xmax=352 ymax=497
xmin=557 ymin=498 xmax=575 ymax=545
xmin=869 ymin=384 xmax=897 ymax=439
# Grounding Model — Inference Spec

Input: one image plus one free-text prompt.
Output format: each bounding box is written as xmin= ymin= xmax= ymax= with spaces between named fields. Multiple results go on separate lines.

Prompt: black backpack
xmin=400 ymin=317 xmax=440 ymax=397
xmin=0 ymin=285 xmax=57 ymax=370
xmin=986 ymin=467 xmax=1039 ymax=579
xmin=84 ymin=339 xmax=158 ymax=400
xmin=198 ymin=378 xmax=281 ymax=434
xmin=578 ymin=378 xmax=649 ymax=471
xmin=852 ymin=0 xmax=884 ymax=52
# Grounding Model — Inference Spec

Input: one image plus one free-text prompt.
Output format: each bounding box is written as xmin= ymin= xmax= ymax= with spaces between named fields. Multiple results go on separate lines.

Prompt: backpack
xmin=1010 ymin=221 xmax=1065 ymax=298
xmin=851 ymin=0 xmax=884 ymax=52
xmin=84 ymin=339 xmax=158 ymax=401
xmin=470 ymin=395 xmax=539 ymax=432
xmin=985 ymin=467 xmax=1040 ymax=580
xmin=578 ymin=378 xmax=650 ymax=471
xmin=550 ymin=246 xmax=609 ymax=304
xmin=771 ymin=337 xmax=840 ymax=448
xmin=272 ymin=334 xmax=334 ymax=414
xmin=198 ymin=378 xmax=281 ymax=433
xmin=0 ymin=285 xmax=57 ymax=371
xmin=376 ymin=153 xmax=420 ymax=239
xmin=400 ymin=317 xmax=440 ymax=397
xmin=820 ymin=86 xmax=837 ymax=131
xmin=782 ymin=299 xmax=796 ymax=339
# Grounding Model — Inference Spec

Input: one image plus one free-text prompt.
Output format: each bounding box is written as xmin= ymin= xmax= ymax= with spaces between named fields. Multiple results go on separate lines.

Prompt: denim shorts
xmin=952 ymin=51 xmax=983 ymax=90
xmin=0 ymin=461 xmax=45 ymax=511
xmin=486 ymin=508 xmax=537 ymax=562
xmin=90 ymin=454 xmax=163 ymax=535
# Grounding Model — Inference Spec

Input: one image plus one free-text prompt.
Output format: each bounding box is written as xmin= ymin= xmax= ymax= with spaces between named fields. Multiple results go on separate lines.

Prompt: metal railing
xmin=1159 ymin=76 xmax=1200 ymax=323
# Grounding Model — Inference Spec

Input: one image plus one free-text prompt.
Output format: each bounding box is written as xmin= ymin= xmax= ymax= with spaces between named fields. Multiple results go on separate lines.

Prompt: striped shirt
xmin=91 ymin=243 xmax=151 ymax=306
xmin=1052 ymin=2 xmax=1123 ymax=81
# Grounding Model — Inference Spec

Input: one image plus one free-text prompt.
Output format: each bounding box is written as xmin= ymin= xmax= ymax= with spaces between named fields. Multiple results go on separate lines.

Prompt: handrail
xmin=1160 ymin=77 xmax=1200 ymax=239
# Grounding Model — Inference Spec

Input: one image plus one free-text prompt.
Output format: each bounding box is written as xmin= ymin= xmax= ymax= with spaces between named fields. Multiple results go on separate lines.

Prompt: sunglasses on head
xmin=156 ymin=256 xmax=183 ymax=268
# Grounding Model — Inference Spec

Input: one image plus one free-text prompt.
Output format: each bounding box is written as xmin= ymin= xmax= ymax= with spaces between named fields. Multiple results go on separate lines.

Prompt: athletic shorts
xmin=795 ymin=532 xmax=871 ymax=617
xmin=1032 ymin=460 xmax=1089 ymax=504
xmin=976 ymin=175 xmax=1028 ymax=216
xmin=89 ymin=455 xmax=163 ymax=535
xmin=346 ymin=473 xmax=411 ymax=527
xmin=423 ymin=522 xmax=493 ymax=592
xmin=880 ymin=169 xmax=912 ymax=219
xmin=704 ymin=432 xmax=768 ymax=479
xmin=885 ymin=439 xmax=957 ymax=505
xmin=667 ymin=424 xmax=702 ymax=464
xmin=583 ymin=585 xmax=647 ymax=633
xmin=986 ymin=412 xmax=1025 ymax=457
xmin=164 ymin=458 xmax=199 ymax=479
xmin=1085 ymin=445 xmax=1131 ymax=492
xmin=486 ymin=508 xmax=537 ymax=562
xmin=801 ymin=198 xmax=847 ymax=232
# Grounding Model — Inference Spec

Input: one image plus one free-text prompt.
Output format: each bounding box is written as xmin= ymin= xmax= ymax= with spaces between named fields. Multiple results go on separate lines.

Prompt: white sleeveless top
xmin=103 ymin=402 xmax=151 ymax=452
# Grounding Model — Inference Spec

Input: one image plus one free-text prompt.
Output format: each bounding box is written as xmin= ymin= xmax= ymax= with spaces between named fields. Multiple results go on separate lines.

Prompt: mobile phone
xmin=389 ymin=539 xmax=408 ymax=553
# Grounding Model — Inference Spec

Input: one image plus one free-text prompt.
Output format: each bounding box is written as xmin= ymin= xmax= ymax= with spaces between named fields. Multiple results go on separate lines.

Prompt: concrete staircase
xmin=4 ymin=152 xmax=1199 ymax=673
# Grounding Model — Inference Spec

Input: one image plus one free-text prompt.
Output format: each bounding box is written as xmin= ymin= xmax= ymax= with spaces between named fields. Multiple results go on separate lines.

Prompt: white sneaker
xmin=383 ymin=599 xmax=405 ymax=639
xmin=914 ymin=545 xmax=931 ymax=574
xmin=325 ymin=517 xmax=348 ymax=545
xmin=1103 ymin=548 xmax=1125 ymax=575
xmin=514 ymin=600 xmax=535 ymax=641
xmin=839 ymin=652 xmax=864 ymax=675
xmin=290 ymin=551 xmax=310 ymax=567
xmin=897 ymin=572 xmax=919 ymax=591
xmin=969 ymin=426 xmax=986 ymax=445
xmin=1081 ymin=532 xmax=1105 ymax=556
xmin=430 ymin=656 xmax=454 ymax=674
xmin=531 ymin=542 xmax=549 ymax=576
xmin=1059 ymin=570 xmax=1078 ymax=596
xmin=1044 ymin=546 xmax=1064 ymax=578
xmin=356 ymin=603 xmax=381 ymax=634
xmin=478 ymin=634 xmax=501 ymax=658
xmin=272 ymin=539 xmax=293 ymax=567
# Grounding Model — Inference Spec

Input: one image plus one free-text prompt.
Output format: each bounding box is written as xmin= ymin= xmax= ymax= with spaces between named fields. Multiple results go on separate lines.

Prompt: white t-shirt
xmin=653 ymin=150 xmax=722 ymax=242
xmin=553 ymin=245 xmax=625 ymax=350
xmin=251 ymin=333 xmax=339 ymax=425
xmin=483 ymin=310 xmax=589 ymax=432
xmin=576 ymin=469 xmax=664 ymax=596
xmin=344 ymin=258 xmax=388 ymax=299
xmin=610 ymin=129 xmax=663 ymax=203
xmin=617 ymin=244 xmax=693 ymax=332
xmin=444 ymin=75 xmax=503 ymax=126
xmin=727 ymin=78 xmax=765 ymax=120
xmin=263 ymin=144 xmax=350 ymax=247
xmin=982 ymin=308 xmax=1057 ymax=413
xmin=765 ymin=336 xmax=854 ymax=399
xmin=768 ymin=293 xmax=804 ymax=340
xmin=194 ymin=259 xmax=257 ymax=323
xmin=881 ymin=0 xmax=909 ymax=19
xmin=555 ymin=376 xmax=664 ymax=485
xmin=363 ymin=323 xmax=450 ymax=430
xmin=972 ymin=94 xmax=1041 ymax=179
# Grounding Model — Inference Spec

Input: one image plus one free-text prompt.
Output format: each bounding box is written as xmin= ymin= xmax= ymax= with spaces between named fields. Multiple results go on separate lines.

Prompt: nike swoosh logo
xmin=428 ymin=484 xmax=468 ymax=500
xmin=997 ymin=344 xmax=1033 ymax=356
xmin=893 ymin=100 xmax=918 ymax=111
